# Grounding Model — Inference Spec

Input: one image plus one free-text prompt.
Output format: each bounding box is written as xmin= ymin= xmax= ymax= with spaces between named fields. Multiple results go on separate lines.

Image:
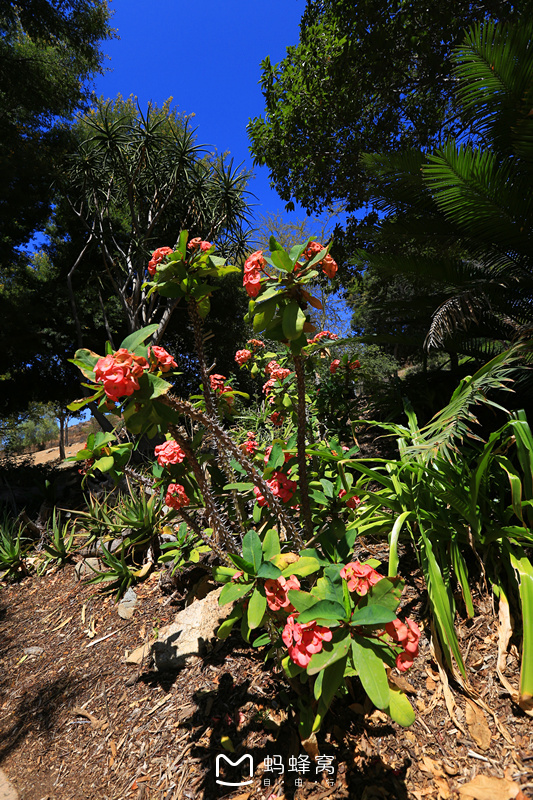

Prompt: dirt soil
xmin=1 ymin=544 xmax=533 ymax=800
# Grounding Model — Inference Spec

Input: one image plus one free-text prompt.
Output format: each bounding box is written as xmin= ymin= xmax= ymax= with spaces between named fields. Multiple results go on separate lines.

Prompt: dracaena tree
xmin=52 ymin=95 xmax=253 ymax=349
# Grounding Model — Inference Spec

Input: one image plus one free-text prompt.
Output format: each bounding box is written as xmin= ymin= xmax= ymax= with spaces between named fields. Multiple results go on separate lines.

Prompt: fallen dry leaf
xmin=465 ymin=699 xmax=492 ymax=750
xmin=458 ymin=774 xmax=522 ymax=800
xmin=390 ymin=674 xmax=417 ymax=694
xmin=301 ymin=732 xmax=319 ymax=760
xmin=420 ymin=755 xmax=445 ymax=778
xmin=434 ymin=775 xmax=451 ymax=799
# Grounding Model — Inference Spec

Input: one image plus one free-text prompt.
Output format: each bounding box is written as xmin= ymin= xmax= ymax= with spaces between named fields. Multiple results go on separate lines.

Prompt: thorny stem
xmin=157 ymin=395 xmax=305 ymax=550
xmin=293 ymin=354 xmax=313 ymax=540
xmin=168 ymin=426 xmax=240 ymax=557
xmin=188 ymin=297 xmax=246 ymax=537
xmin=177 ymin=507 xmax=232 ymax=567
xmin=188 ymin=299 xmax=216 ymax=418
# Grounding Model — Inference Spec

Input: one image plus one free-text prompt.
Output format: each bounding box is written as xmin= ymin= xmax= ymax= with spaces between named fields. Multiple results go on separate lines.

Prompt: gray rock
xmin=24 ymin=646 xmax=44 ymax=656
xmin=126 ymin=587 xmax=232 ymax=670
xmin=75 ymin=557 xmax=104 ymax=580
xmin=117 ymin=587 xmax=138 ymax=619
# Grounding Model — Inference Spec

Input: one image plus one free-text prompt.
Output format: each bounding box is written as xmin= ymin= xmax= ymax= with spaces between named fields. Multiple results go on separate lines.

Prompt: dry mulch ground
xmin=1 ymin=547 xmax=533 ymax=800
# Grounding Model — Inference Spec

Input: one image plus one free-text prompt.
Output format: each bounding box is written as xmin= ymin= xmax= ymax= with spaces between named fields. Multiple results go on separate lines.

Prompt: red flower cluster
xmin=188 ymin=237 xmax=212 ymax=252
xmin=269 ymin=412 xmax=284 ymax=426
xmin=235 ymin=349 xmax=252 ymax=366
xmin=385 ymin=618 xmax=421 ymax=672
xmin=244 ymin=431 xmax=258 ymax=456
xmin=209 ymin=374 xmax=227 ymax=392
xmin=330 ymin=359 xmax=341 ymax=375
xmin=149 ymin=346 xmax=177 ymax=373
xmin=263 ymin=361 xmax=292 ymax=395
xmin=147 ymin=246 xmax=173 ymax=277
xmin=309 ymin=330 xmax=339 ymax=343
xmin=247 ymin=338 xmax=264 ymax=350
xmin=339 ymin=489 xmax=361 ymax=509
xmin=303 ymin=241 xmax=338 ymax=279
xmin=253 ymin=471 xmax=297 ymax=507
xmin=340 ymin=561 xmax=383 ymax=596
xmin=243 ymin=250 xmax=265 ymax=298
xmin=154 ymin=439 xmax=186 ymax=467
xmin=164 ymin=483 xmax=189 ymax=510
xmin=94 ymin=349 xmax=148 ymax=401
xmin=282 ymin=614 xmax=333 ymax=667
xmin=209 ymin=374 xmax=234 ymax=407
xmin=265 ymin=575 xmax=300 ymax=611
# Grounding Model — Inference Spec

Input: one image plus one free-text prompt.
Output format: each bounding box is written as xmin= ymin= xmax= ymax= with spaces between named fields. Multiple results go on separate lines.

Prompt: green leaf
xmin=364 ymin=577 xmax=404 ymax=611
xmin=219 ymin=580 xmax=253 ymax=605
xmin=247 ymin=586 xmax=267 ymax=629
xmin=253 ymin=297 xmax=277 ymax=333
xmin=266 ymin=441 xmax=285 ymax=470
xmin=287 ymin=589 xmax=320 ymax=613
xmin=252 ymin=633 xmax=272 ymax=648
xmin=262 ymin=528 xmax=280 ymax=559
xmin=212 ymin=566 xmax=238 ymax=583
xmin=386 ymin=684 xmax=416 ymax=727
xmin=297 ymin=599 xmax=347 ymax=624
xmin=120 ymin=324 xmax=159 ymax=352
xmin=281 ymin=556 xmax=321 ymax=578
xmin=307 ymin=630 xmax=351 ymax=675
xmin=93 ymin=455 xmax=114 ymax=472
xmin=282 ymin=301 xmax=306 ymax=341
xmin=223 ymin=482 xmax=255 ymax=491
xmin=242 ymin=530 xmax=263 ymax=573
xmin=217 ymin=605 xmax=243 ymax=639
xmin=257 ymin=561 xmax=282 ymax=579
xmin=351 ymin=636 xmax=390 ymax=709
xmin=71 ymin=348 xmax=100 ymax=379
xmin=350 ymin=604 xmax=397 ymax=627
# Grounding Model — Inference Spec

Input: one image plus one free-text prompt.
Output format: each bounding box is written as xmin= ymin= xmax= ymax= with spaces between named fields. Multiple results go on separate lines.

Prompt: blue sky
xmin=93 ymin=0 xmax=306 ymax=219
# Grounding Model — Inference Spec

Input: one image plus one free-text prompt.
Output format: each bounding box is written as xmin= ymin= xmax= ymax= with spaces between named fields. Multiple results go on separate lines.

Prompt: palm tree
xmin=355 ymin=19 xmax=533 ymax=361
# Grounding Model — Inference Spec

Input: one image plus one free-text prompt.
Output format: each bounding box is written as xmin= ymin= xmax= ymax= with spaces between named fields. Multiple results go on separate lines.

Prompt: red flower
xmin=148 ymin=246 xmax=173 ymax=276
xmin=244 ymin=431 xmax=258 ymax=456
xmin=94 ymin=352 xmax=144 ymax=401
xmin=330 ymin=359 xmax=341 ymax=374
xmin=235 ymin=349 xmax=252 ymax=365
xmin=340 ymin=561 xmax=383 ymax=595
xmin=164 ymin=483 xmax=189 ymax=510
xmin=253 ymin=471 xmax=297 ymax=507
xmin=322 ymin=253 xmax=338 ymax=278
xmin=310 ymin=330 xmax=339 ymax=343
xmin=386 ymin=618 xmax=421 ymax=672
xmin=188 ymin=237 xmax=212 ymax=252
xmin=302 ymin=241 xmax=337 ymax=279
xmin=244 ymin=250 xmax=265 ymax=272
xmin=247 ymin=338 xmax=264 ymax=349
xmin=209 ymin=374 xmax=227 ymax=392
xmin=269 ymin=412 xmax=284 ymax=426
xmin=243 ymin=270 xmax=261 ymax=298
xmin=149 ymin=345 xmax=177 ymax=372
xmin=282 ymin=614 xmax=333 ymax=667
xmin=339 ymin=489 xmax=361 ymax=509
xmin=265 ymin=575 xmax=300 ymax=611
xmin=349 ymin=359 xmax=361 ymax=370
xmin=154 ymin=439 xmax=186 ymax=467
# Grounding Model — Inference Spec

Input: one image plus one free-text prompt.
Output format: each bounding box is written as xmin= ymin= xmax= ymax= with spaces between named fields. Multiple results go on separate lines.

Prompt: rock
xmin=117 ymin=587 xmax=138 ymax=619
xmin=24 ymin=646 xmax=44 ymax=656
xmin=75 ymin=557 xmax=104 ymax=580
xmin=126 ymin=587 xmax=232 ymax=670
